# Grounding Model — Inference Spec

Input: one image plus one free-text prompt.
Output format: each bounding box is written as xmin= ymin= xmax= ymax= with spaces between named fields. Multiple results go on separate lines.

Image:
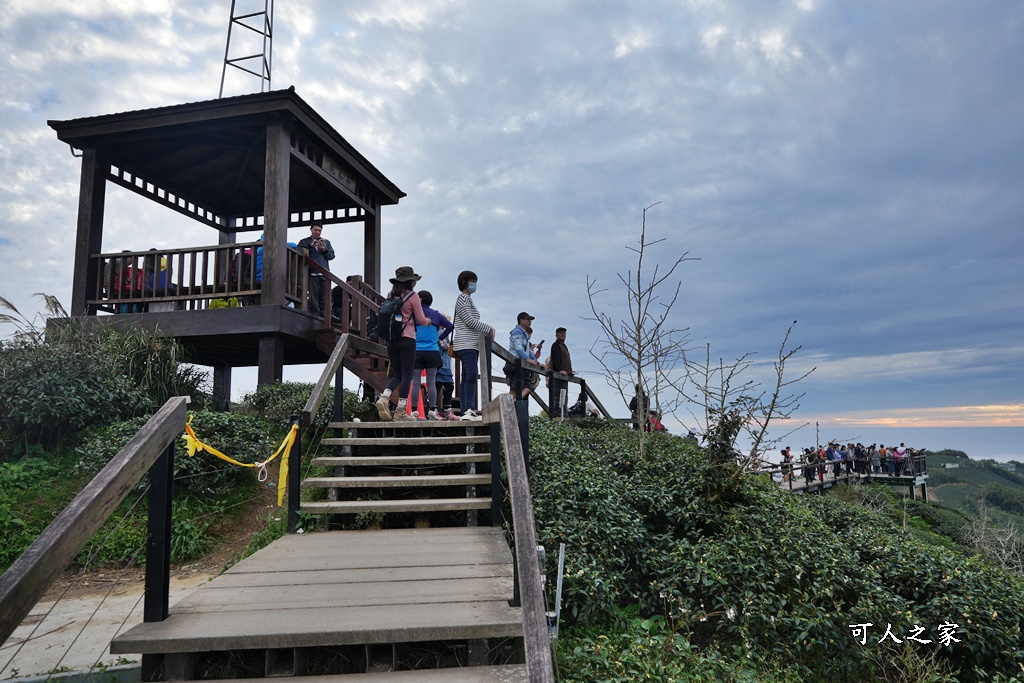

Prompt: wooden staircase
xmin=301 ymin=420 xmax=496 ymax=524
xmin=109 ymin=414 xmax=529 ymax=681
xmin=315 ymin=329 xmax=389 ymax=394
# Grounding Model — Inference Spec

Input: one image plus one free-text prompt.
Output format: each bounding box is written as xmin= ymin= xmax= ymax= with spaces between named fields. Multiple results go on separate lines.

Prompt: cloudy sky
xmin=1 ymin=1 xmax=1022 ymax=449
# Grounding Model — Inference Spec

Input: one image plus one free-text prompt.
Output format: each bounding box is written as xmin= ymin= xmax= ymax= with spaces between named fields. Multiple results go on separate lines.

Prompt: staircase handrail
xmin=0 ymin=397 xmax=187 ymax=646
xmin=304 ymin=257 xmax=384 ymax=330
xmin=488 ymin=393 xmax=555 ymax=682
xmin=489 ymin=340 xmax=613 ymax=419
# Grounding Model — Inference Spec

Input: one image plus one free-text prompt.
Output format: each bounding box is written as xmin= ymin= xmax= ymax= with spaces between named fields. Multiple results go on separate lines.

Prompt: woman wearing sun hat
xmin=375 ymin=266 xmax=431 ymax=421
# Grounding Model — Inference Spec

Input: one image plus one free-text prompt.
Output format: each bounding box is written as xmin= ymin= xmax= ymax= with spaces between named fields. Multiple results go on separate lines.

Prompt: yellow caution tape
xmin=182 ymin=416 xmax=299 ymax=507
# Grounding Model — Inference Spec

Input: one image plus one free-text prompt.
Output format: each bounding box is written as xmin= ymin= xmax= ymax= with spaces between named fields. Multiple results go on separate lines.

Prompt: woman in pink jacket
xmin=375 ymin=266 xmax=430 ymax=421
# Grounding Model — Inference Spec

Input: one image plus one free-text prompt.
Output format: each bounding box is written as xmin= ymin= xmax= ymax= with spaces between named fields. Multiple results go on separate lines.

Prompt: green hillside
xmin=927 ymin=455 xmax=1024 ymax=533
xmin=530 ymin=419 xmax=1024 ymax=683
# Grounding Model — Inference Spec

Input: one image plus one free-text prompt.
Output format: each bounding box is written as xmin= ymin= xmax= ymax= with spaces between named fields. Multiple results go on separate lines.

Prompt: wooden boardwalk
xmin=771 ymin=470 xmax=929 ymax=498
xmin=111 ymin=527 xmax=524 ymax=677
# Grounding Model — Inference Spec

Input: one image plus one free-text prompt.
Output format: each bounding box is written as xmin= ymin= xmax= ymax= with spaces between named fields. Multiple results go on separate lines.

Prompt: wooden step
xmin=322 ymin=436 xmax=491 ymax=447
xmin=312 ymin=453 xmax=491 ymax=467
xmin=303 ymin=474 xmax=492 ymax=489
xmin=301 ymin=499 xmax=491 ymax=514
xmin=111 ymin=528 xmax=520 ymax=655
xmin=177 ymin=665 xmax=527 ymax=682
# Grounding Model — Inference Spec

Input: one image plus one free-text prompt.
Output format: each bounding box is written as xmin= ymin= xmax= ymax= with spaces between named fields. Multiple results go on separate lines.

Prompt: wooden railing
xmin=754 ymin=454 xmax=928 ymax=492
xmin=88 ymin=243 xmax=308 ymax=313
xmin=488 ymin=341 xmax=612 ymax=419
xmin=487 ymin=393 xmax=555 ymax=682
xmin=0 ymin=397 xmax=187 ymax=647
xmin=307 ymin=261 xmax=384 ymax=335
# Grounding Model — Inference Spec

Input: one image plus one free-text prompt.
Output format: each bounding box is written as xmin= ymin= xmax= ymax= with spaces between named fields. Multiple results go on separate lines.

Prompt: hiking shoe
xmin=375 ymin=395 xmax=392 ymax=421
xmin=394 ymin=410 xmax=418 ymax=422
xmin=461 ymin=409 xmax=482 ymax=422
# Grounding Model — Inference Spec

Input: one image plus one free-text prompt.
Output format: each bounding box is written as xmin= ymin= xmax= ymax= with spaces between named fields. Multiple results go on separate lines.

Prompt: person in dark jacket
xmin=297 ymin=223 xmax=335 ymax=317
xmin=548 ymin=327 xmax=574 ymax=417
xmin=628 ymin=384 xmax=649 ymax=430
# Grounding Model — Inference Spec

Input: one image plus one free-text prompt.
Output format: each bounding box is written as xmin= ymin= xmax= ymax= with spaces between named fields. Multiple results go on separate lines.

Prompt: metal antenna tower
xmin=218 ymin=0 xmax=274 ymax=97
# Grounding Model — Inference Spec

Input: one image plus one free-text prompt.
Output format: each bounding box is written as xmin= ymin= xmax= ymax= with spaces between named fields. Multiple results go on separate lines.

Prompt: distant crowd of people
xmin=778 ymin=443 xmax=926 ymax=484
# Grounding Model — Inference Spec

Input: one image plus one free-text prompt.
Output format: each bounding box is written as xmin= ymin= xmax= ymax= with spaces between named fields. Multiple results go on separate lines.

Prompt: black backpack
xmin=376 ymin=292 xmax=412 ymax=342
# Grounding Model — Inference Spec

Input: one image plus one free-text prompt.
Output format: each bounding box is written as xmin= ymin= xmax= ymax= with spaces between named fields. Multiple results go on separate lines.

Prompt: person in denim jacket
xmin=508 ymin=312 xmax=541 ymax=400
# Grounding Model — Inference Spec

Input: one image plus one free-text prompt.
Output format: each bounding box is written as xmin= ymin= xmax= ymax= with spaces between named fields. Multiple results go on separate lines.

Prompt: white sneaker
xmin=375 ymin=395 xmax=392 ymax=421
xmin=461 ymin=409 xmax=482 ymax=422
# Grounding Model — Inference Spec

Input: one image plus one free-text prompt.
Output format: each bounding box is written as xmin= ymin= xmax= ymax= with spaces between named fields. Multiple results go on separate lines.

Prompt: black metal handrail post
xmin=144 ymin=440 xmax=175 ymax=623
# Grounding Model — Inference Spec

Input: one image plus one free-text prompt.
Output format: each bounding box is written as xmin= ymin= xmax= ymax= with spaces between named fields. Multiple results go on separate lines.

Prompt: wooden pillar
xmin=71 ymin=147 xmax=107 ymax=316
xmin=258 ymin=336 xmax=284 ymax=386
xmin=363 ymin=205 xmax=381 ymax=292
xmin=212 ymin=364 xmax=232 ymax=411
xmin=263 ymin=122 xmax=290 ymax=307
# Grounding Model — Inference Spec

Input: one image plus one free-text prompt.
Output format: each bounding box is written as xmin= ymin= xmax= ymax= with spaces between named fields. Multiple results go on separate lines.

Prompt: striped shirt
xmin=452 ymin=292 xmax=492 ymax=351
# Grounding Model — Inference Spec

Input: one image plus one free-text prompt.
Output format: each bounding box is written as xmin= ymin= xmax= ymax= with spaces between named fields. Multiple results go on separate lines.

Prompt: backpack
xmin=377 ymin=292 xmax=412 ymax=342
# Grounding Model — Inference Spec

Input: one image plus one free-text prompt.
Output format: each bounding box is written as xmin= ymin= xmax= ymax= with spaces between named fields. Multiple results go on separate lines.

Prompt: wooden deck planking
xmin=111 ymin=528 xmax=522 ymax=655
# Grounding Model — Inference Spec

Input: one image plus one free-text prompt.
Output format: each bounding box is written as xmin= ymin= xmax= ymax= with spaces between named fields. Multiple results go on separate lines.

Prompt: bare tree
xmin=585 ymin=202 xmax=695 ymax=458
xmin=959 ymin=501 xmax=1024 ymax=574
xmin=677 ymin=321 xmax=815 ymax=502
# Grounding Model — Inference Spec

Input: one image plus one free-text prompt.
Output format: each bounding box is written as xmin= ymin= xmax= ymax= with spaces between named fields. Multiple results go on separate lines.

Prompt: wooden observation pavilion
xmin=48 ymin=88 xmax=404 ymax=404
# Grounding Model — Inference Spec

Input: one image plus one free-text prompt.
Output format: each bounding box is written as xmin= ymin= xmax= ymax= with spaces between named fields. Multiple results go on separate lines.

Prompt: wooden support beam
xmin=71 ymin=147 xmax=107 ymax=316
xmin=263 ymin=122 xmax=290 ymax=306
xmin=364 ymin=207 xmax=381 ymax=292
xmin=213 ymin=364 xmax=232 ymax=410
xmin=258 ymin=336 xmax=284 ymax=386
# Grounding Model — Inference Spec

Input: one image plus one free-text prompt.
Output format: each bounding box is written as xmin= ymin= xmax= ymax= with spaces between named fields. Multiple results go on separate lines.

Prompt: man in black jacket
xmin=549 ymin=327 xmax=574 ymax=417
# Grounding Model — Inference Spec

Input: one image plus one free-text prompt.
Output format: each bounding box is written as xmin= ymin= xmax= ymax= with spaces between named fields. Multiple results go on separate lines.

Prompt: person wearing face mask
xmin=452 ymin=270 xmax=495 ymax=421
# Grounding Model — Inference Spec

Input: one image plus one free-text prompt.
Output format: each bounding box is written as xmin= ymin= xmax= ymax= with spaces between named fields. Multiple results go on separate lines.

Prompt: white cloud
xmin=613 ymin=27 xmax=654 ymax=59
xmin=0 ymin=0 xmax=1022 ymax=429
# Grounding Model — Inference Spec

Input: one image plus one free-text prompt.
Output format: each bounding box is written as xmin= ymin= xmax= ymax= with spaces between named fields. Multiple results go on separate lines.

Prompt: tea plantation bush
xmin=528 ymin=418 xmax=1024 ymax=681
xmin=240 ymin=381 xmax=370 ymax=437
xmin=0 ymin=320 xmax=206 ymax=456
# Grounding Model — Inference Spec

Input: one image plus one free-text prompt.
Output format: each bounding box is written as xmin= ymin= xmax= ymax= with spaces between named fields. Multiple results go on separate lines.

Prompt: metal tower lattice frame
xmin=219 ymin=0 xmax=274 ymax=98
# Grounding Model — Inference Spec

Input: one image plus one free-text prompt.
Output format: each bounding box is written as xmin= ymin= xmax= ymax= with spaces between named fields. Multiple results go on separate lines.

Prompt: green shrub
xmin=240 ymin=381 xmax=370 ymax=438
xmin=557 ymin=606 xmax=802 ymax=683
xmin=0 ymin=297 xmax=208 ymax=456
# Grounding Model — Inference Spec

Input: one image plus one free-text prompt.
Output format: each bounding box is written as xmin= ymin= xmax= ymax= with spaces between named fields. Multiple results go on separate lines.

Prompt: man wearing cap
xmin=508 ymin=312 xmax=541 ymax=400
xmin=548 ymin=327 xmax=574 ymax=417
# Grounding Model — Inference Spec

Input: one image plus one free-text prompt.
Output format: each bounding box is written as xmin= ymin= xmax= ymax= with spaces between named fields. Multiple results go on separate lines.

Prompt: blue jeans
xmin=456 ymin=348 xmax=479 ymax=412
